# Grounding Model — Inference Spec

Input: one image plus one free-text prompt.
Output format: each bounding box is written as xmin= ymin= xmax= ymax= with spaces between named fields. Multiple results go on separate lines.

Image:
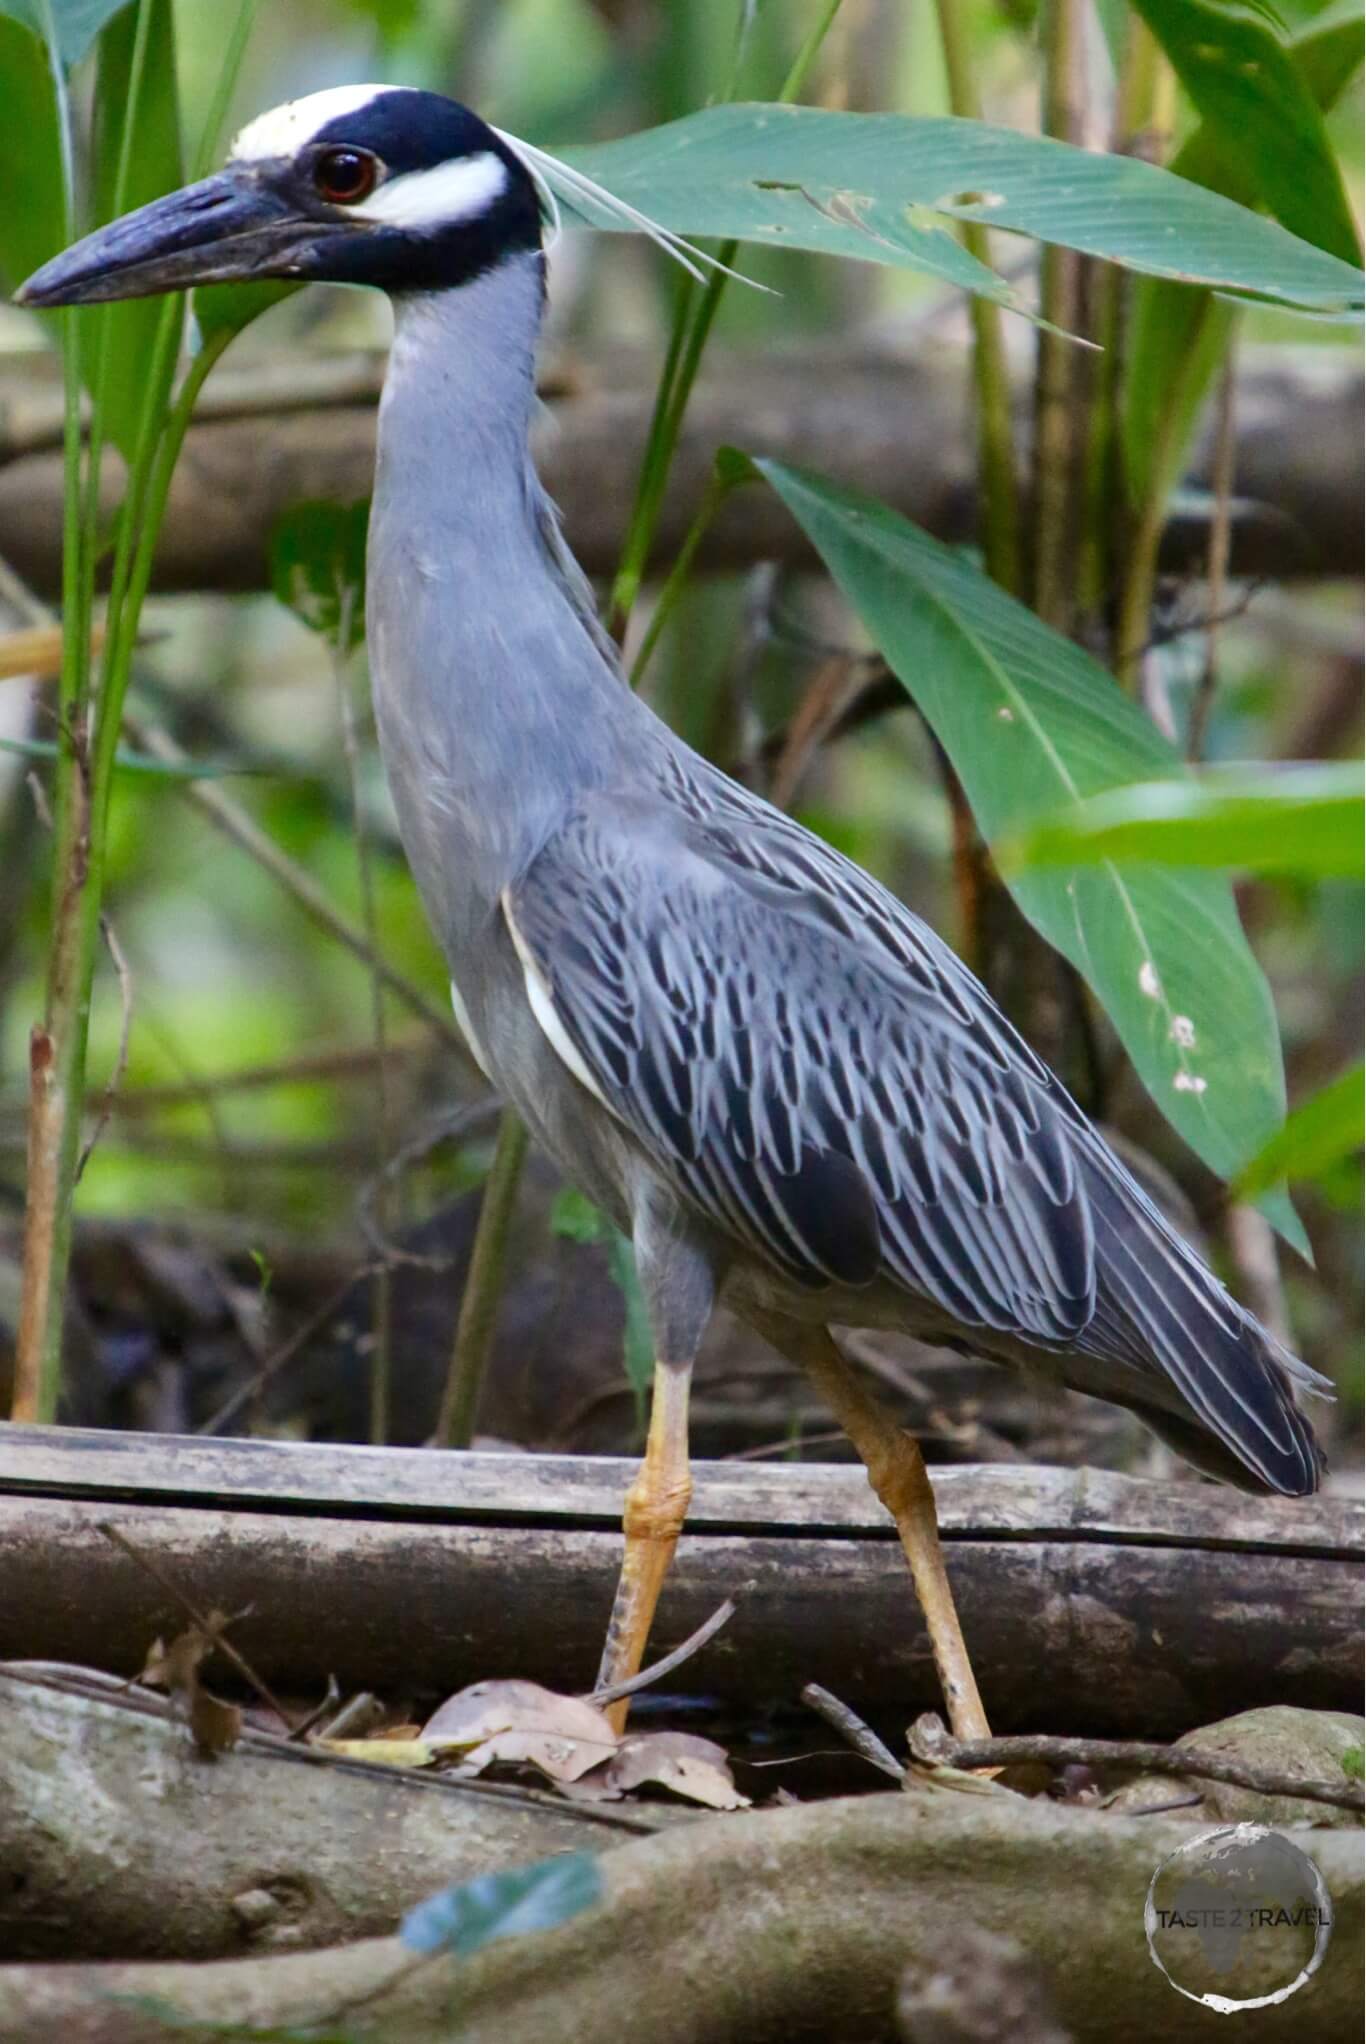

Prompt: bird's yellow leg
xmin=782 ymin=1323 xmax=990 ymax=1743
xmin=596 ymin=1357 xmax=692 ymax=1734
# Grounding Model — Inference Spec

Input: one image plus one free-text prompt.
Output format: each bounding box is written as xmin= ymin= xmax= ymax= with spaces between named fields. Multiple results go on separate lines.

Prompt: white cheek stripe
xmin=231 ymin=84 xmax=393 ymax=162
xmin=353 ymin=152 xmax=509 ymax=229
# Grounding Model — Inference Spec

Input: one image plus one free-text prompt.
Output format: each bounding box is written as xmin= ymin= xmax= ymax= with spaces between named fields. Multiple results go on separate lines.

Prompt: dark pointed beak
xmin=15 ymin=169 xmax=342 ymax=308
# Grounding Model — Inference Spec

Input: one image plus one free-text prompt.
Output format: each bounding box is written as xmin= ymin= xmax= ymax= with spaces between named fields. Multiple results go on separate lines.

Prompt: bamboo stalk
xmin=932 ymin=0 xmax=1023 ymax=598
xmin=1031 ymin=0 xmax=1090 ymax=632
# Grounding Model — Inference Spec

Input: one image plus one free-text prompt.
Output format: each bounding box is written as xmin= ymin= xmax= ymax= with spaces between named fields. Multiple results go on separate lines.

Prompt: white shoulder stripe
xmin=354 ymin=153 xmax=508 ymax=230
xmin=231 ymin=84 xmax=395 ymax=162
xmin=501 ymin=891 xmax=609 ymax=1109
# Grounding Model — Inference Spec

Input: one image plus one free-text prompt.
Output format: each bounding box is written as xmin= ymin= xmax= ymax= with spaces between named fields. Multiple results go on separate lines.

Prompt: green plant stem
xmin=628 ymin=468 xmax=738 ymax=688
xmin=193 ymin=0 xmax=257 ymax=178
xmin=13 ymin=21 xmax=93 ymax=1422
xmin=1032 ymin=0 xmax=1088 ymax=632
xmin=435 ymin=1112 xmax=530 ymax=1449
xmin=932 ymin=0 xmax=1022 ymax=597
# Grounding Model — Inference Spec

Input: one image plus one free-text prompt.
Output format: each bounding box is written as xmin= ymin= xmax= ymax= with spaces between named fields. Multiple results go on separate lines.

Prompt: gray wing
xmin=508 ymin=771 xmax=1325 ymax=1498
xmin=506 ymin=786 xmax=1097 ymax=1345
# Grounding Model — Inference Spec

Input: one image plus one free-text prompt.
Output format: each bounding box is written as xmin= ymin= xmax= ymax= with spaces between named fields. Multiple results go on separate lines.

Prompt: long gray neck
xmin=367 ymin=251 xmax=633 ymax=938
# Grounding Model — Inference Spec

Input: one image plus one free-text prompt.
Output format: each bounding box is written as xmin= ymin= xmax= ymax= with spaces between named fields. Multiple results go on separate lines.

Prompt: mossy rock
xmin=1107 ymin=1705 xmax=1364 ymax=1829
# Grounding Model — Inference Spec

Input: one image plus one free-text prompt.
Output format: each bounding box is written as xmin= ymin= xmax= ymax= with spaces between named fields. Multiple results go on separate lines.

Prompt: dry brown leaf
xmin=421 ymin=1679 xmax=619 ymax=1752
xmin=603 ymin=1731 xmax=749 ymax=1810
xmin=135 ymin=1613 xmax=243 ymax=1757
xmin=189 ymin=1689 xmax=242 ymax=1756
xmin=455 ymin=1727 xmax=619 ymax=1785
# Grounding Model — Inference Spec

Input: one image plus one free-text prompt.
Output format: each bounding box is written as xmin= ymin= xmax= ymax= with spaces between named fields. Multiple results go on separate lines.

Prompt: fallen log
xmin=0 ymin=1791 xmax=1359 ymax=2044
xmin=0 ymin=1427 xmax=1358 ymax=1737
xmin=0 ymin=1669 xmax=663 ymax=1962
xmin=0 ymin=345 xmax=1359 ymax=593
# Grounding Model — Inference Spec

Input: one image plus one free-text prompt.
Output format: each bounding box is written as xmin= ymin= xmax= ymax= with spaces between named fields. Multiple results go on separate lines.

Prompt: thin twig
xmin=908 ymin=1717 xmax=1364 ymax=1813
xmin=74 ymin=912 xmax=133 ymax=1182
xmin=800 ymin=1683 xmax=905 ymax=1781
xmin=355 ymin=1097 xmax=501 ymax=1272
xmin=288 ymin=1673 xmax=342 ymax=1743
xmin=123 ymin=716 xmax=466 ymax=1051
xmin=587 ymin=1597 xmax=739 ymax=1708
xmin=96 ymin=1521 xmax=298 ymax=1733
xmin=194 ymin=1264 xmax=376 ymax=1437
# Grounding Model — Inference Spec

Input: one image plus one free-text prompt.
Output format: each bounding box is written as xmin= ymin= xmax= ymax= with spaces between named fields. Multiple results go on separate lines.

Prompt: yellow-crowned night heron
xmin=19 ymin=87 xmax=1326 ymax=1741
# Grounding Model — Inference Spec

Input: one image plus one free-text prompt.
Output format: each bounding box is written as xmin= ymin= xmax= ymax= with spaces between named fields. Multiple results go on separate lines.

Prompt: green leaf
xmin=0 ymin=19 xmax=64 ymax=300
xmin=1342 ymin=1744 xmax=1365 ymax=1783
xmin=400 ymin=1854 xmax=602 ymax=1959
xmin=561 ymin=103 xmax=1364 ymax=315
xmin=1292 ymin=0 xmax=1365 ymax=107
xmin=1122 ymin=5 xmax=1364 ymax=515
xmin=0 ymin=0 xmax=133 ymax=69
xmin=89 ymin=0 xmax=184 ymax=459
xmin=549 ymin=1184 xmax=608 ymax=1244
xmin=1234 ymin=1064 xmax=1364 ymax=1199
xmin=606 ymin=1231 xmax=654 ymax=1406
xmin=754 ymin=455 xmax=1306 ymax=1249
xmin=1001 ymin=765 xmax=1365 ymax=878
xmin=1131 ymin=0 xmax=1360 ymax=264
xmin=550 ymin=1188 xmax=654 ymax=1409
xmin=269 ymin=500 xmax=370 ymax=653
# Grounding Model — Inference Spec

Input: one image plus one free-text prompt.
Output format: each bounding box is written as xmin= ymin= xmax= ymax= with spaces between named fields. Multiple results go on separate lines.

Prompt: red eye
xmin=313 ymin=147 xmax=379 ymax=205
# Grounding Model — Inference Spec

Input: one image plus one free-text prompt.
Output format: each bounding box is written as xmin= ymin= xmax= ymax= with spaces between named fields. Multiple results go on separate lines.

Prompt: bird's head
xmin=16 ymin=85 xmax=543 ymax=309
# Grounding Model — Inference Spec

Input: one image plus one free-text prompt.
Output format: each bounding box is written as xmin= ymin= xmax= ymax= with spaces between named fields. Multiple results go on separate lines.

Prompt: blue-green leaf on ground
xmin=1001 ymin=765 xmax=1365 ymax=880
xmin=0 ymin=0 xmax=132 ymax=69
xmin=560 ymin=104 xmax=1364 ymax=315
xmin=1131 ymin=0 xmax=1361 ymax=265
xmin=400 ymin=1854 xmax=602 ymax=1959
xmin=753 ymin=455 xmax=1306 ymax=1251
xmin=270 ymin=500 xmax=370 ymax=654
xmin=1235 ymin=1065 xmax=1364 ymax=1201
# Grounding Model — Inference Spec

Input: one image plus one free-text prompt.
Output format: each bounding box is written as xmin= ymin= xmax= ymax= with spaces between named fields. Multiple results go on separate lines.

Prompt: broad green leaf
xmin=0 ymin=19 xmax=64 ymax=298
xmin=192 ymin=277 xmax=299 ymax=347
xmin=400 ymin=1854 xmax=602 ymax=1958
xmin=1002 ymin=765 xmax=1365 ymax=878
xmin=90 ymin=0 xmax=183 ymax=459
xmin=0 ymin=0 xmax=131 ymax=68
xmin=1131 ymin=0 xmax=1360 ymax=264
xmin=1122 ymin=5 xmax=1364 ymax=518
xmin=561 ymin=104 xmax=1364 ymax=315
xmin=755 ymin=456 xmax=1305 ymax=1248
xmin=269 ymin=500 xmax=370 ymax=653
xmin=1235 ymin=1064 xmax=1364 ymax=1198
xmin=1292 ymin=0 xmax=1365 ymax=106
